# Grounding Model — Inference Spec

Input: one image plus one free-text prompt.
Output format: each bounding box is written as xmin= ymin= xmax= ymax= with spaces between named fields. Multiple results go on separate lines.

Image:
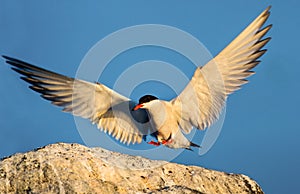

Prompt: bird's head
xmin=133 ymin=95 xmax=158 ymax=111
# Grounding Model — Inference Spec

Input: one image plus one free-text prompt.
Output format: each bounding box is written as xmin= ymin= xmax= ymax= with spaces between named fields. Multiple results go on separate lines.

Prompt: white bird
xmin=3 ymin=7 xmax=271 ymax=150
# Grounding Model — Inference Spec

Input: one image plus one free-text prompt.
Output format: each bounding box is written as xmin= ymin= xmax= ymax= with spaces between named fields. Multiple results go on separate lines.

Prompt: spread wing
xmin=3 ymin=56 xmax=149 ymax=144
xmin=171 ymin=6 xmax=272 ymax=133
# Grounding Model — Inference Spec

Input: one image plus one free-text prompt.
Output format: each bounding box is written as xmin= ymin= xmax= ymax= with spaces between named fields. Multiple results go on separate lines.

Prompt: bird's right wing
xmin=171 ymin=6 xmax=272 ymax=133
xmin=3 ymin=56 xmax=148 ymax=144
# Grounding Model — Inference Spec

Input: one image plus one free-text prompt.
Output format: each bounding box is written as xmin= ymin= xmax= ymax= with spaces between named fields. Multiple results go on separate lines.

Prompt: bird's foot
xmin=148 ymin=141 xmax=161 ymax=146
xmin=162 ymin=139 xmax=173 ymax=145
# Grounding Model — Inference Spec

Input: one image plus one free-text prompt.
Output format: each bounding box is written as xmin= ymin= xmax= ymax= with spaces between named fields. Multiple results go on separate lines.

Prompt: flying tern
xmin=3 ymin=7 xmax=271 ymax=150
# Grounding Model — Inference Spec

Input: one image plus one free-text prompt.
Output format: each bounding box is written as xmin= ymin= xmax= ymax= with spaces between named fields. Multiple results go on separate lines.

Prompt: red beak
xmin=133 ymin=104 xmax=143 ymax=111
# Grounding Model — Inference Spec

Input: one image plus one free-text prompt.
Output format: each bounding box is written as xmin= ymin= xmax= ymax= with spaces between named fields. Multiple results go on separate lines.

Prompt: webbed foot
xmin=148 ymin=141 xmax=161 ymax=146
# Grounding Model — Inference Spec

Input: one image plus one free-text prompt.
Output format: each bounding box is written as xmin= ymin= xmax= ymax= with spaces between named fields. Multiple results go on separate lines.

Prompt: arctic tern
xmin=3 ymin=7 xmax=271 ymax=150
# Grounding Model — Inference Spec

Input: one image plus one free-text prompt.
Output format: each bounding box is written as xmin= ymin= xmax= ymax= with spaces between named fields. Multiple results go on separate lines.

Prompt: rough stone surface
xmin=0 ymin=143 xmax=263 ymax=194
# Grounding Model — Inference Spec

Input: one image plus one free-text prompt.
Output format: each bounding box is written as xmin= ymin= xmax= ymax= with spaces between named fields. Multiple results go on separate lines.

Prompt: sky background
xmin=0 ymin=1 xmax=299 ymax=193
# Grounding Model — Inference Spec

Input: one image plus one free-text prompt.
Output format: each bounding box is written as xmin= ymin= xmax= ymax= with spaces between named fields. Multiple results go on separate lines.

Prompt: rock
xmin=0 ymin=143 xmax=263 ymax=193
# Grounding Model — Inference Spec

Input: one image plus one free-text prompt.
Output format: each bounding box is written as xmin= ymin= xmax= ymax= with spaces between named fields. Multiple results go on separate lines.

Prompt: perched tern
xmin=3 ymin=7 xmax=271 ymax=150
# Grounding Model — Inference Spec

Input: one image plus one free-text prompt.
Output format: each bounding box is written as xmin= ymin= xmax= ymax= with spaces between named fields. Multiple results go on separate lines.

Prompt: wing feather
xmin=3 ymin=56 xmax=148 ymax=144
xmin=171 ymin=7 xmax=272 ymax=133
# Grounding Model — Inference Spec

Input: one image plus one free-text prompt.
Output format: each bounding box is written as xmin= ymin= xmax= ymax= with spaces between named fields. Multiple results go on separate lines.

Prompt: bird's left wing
xmin=3 ymin=56 xmax=148 ymax=144
xmin=171 ymin=6 xmax=272 ymax=133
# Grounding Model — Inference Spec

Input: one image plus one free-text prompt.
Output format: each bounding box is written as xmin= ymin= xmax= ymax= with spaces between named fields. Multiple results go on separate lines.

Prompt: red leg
xmin=148 ymin=141 xmax=161 ymax=146
xmin=162 ymin=139 xmax=173 ymax=145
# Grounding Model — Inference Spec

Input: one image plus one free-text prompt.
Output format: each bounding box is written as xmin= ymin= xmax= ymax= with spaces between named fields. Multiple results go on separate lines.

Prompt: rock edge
xmin=0 ymin=143 xmax=263 ymax=194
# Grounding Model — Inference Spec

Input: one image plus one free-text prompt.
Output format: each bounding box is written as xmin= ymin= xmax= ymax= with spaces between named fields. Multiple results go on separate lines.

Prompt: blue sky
xmin=0 ymin=1 xmax=299 ymax=193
